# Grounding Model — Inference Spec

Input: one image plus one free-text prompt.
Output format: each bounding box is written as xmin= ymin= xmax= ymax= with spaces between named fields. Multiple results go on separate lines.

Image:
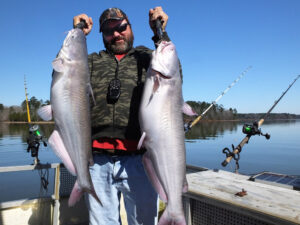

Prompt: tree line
xmin=237 ymin=113 xmax=300 ymax=120
xmin=185 ymin=101 xmax=238 ymax=121
xmin=0 ymin=98 xmax=299 ymax=122
xmin=0 ymin=97 xmax=50 ymax=122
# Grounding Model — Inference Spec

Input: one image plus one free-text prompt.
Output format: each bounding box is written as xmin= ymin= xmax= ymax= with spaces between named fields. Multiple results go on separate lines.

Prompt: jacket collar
xmin=99 ymin=47 xmax=136 ymax=59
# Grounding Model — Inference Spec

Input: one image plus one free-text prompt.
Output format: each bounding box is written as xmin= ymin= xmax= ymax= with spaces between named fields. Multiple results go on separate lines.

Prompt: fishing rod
xmin=24 ymin=75 xmax=47 ymax=164
xmin=221 ymin=74 xmax=300 ymax=172
xmin=24 ymin=75 xmax=31 ymax=124
xmin=184 ymin=66 xmax=252 ymax=132
xmin=155 ymin=19 xmax=163 ymax=40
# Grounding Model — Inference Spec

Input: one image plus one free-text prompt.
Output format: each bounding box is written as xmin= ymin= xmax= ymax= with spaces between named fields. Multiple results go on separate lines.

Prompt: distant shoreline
xmin=1 ymin=119 xmax=299 ymax=125
xmin=0 ymin=121 xmax=54 ymax=124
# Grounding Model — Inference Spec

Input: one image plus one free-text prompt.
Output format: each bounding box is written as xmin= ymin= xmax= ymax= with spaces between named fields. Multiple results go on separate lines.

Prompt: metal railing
xmin=0 ymin=163 xmax=65 ymax=225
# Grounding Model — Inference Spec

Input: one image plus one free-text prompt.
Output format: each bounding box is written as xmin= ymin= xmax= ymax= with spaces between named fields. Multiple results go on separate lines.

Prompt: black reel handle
xmin=75 ymin=19 xmax=88 ymax=30
xmin=221 ymin=147 xmax=231 ymax=167
xmin=155 ymin=19 xmax=163 ymax=40
xmin=221 ymin=144 xmax=241 ymax=167
xmin=262 ymin=132 xmax=271 ymax=140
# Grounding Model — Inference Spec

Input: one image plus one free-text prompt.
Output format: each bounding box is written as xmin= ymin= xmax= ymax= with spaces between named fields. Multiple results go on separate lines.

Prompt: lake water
xmin=0 ymin=121 xmax=299 ymax=202
xmin=185 ymin=120 xmax=300 ymax=175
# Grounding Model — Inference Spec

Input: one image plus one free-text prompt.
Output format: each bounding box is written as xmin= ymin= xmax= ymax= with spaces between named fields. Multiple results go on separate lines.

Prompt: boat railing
xmin=0 ymin=163 xmax=83 ymax=225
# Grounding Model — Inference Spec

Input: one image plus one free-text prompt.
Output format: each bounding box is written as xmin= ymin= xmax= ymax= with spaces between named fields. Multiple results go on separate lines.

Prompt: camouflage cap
xmin=99 ymin=8 xmax=129 ymax=32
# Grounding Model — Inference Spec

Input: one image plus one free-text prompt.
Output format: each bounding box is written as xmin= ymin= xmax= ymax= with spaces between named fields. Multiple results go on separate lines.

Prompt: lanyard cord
xmin=112 ymin=62 xmax=119 ymax=129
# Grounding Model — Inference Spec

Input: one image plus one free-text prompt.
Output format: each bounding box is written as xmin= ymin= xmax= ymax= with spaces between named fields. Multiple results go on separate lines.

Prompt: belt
xmin=92 ymin=148 xmax=146 ymax=156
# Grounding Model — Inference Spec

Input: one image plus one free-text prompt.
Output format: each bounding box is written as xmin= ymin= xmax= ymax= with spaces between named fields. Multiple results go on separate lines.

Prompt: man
xmin=73 ymin=6 xmax=171 ymax=225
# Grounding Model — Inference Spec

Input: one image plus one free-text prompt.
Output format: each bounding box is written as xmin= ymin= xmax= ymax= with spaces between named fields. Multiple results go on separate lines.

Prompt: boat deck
xmin=185 ymin=169 xmax=300 ymax=225
xmin=1 ymin=164 xmax=300 ymax=225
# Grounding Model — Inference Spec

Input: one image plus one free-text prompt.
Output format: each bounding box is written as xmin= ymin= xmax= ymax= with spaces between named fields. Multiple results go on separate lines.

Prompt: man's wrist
xmin=152 ymin=31 xmax=170 ymax=45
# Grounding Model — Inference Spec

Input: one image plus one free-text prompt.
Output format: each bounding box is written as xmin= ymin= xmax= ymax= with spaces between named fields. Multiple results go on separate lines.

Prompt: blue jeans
xmin=86 ymin=153 xmax=158 ymax=225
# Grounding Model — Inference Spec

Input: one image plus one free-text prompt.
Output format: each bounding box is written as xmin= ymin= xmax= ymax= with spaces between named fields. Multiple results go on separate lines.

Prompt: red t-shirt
xmin=115 ymin=54 xmax=126 ymax=61
xmin=92 ymin=138 xmax=139 ymax=152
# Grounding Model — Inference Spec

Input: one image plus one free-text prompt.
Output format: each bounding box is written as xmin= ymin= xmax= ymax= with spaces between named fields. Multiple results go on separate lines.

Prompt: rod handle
xmin=222 ymin=149 xmax=239 ymax=167
xmin=155 ymin=19 xmax=163 ymax=40
xmin=190 ymin=115 xmax=203 ymax=129
xmin=75 ymin=19 xmax=88 ymax=30
xmin=258 ymin=118 xmax=264 ymax=127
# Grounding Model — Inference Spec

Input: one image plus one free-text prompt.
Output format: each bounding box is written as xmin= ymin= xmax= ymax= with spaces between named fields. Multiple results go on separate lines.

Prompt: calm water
xmin=0 ymin=121 xmax=299 ymax=201
xmin=185 ymin=120 xmax=300 ymax=175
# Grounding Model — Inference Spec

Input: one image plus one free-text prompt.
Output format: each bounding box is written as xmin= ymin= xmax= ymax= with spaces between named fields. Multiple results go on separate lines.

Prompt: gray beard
xmin=104 ymin=34 xmax=134 ymax=54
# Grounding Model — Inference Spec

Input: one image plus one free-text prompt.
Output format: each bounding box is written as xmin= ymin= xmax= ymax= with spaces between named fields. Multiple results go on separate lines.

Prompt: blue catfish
xmin=38 ymin=28 xmax=99 ymax=206
xmin=138 ymin=41 xmax=195 ymax=225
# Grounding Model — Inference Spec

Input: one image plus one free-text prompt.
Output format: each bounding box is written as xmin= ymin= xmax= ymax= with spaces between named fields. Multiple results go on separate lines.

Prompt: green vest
xmin=88 ymin=46 xmax=152 ymax=140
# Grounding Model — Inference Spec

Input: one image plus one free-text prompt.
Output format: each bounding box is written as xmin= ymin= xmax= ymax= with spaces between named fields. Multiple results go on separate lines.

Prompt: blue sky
xmin=0 ymin=0 xmax=300 ymax=114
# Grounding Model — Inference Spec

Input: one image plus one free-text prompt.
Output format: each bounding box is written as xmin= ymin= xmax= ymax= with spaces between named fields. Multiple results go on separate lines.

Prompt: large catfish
xmin=138 ymin=41 xmax=195 ymax=225
xmin=38 ymin=28 xmax=100 ymax=206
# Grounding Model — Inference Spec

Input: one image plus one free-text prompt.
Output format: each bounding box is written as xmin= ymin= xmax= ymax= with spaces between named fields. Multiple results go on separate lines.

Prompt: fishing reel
xmin=242 ymin=122 xmax=270 ymax=139
xmin=27 ymin=125 xmax=47 ymax=164
xmin=221 ymin=121 xmax=270 ymax=170
xmin=29 ymin=124 xmax=43 ymax=138
xmin=221 ymin=75 xmax=300 ymax=172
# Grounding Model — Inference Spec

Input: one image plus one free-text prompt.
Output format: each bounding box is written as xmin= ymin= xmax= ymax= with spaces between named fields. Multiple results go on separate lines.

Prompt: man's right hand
xmin=73 ymin=14 xmax=93 ymax=35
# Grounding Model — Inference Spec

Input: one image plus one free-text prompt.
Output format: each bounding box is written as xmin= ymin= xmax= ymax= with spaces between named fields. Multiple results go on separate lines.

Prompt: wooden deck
xmin=185 ymin=169 xmax=300 ymax=225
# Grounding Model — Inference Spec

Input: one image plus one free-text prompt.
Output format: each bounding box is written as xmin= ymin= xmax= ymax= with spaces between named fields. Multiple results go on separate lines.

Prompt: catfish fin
xmin=182 ymin=102 xmax=198 ymax=116
xmin=48 ymin=130 xmax=76 ymax=176
xmin=158 ymin=208 xmax=186 ymax=225
xmin=143 ymin=152 xmax=168 ymax=203
xmin=137 ymin=132 xmax=146 ymax=150
xmin=52 ymin=57 xmax=65 ymax=73
xmin=153 ymin=74 xmax=160 ymax=93
xmin=68 ymin=181 xmax=102 ymax=207
xmin=37 ymin=105 xmax=53 ymax=121
xmin=88 ymin=83 xmax=96 ymax=105
xmin=183 ymin=176 xmax=188 ymax=193
xmin=68 ymin=181 xmax=83 ymax=207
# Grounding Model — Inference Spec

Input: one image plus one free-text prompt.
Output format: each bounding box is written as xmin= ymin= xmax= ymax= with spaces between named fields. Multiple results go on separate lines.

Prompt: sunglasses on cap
xmin=102 ymin=23 xmax=129 ymax=36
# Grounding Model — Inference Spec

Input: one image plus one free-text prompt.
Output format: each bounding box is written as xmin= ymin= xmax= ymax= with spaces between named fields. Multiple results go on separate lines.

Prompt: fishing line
xmin=184 ymin=66 xmax=252 ymax=132
xmin=32 ymin=165 xmax=50 ymax=222
xmin=38 ymin=167 xmax=49 ymax=192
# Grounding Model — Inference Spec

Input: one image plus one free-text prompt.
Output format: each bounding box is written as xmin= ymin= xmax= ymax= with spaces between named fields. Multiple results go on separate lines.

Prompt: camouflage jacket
xmin=89 ymin=45 xmax=152 ymax=140
xmin=89 ymin=33 xmax=174 ymax=141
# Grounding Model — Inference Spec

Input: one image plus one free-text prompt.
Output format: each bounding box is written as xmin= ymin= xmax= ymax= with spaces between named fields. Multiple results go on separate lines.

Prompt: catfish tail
xmin=158 ymin=207 xmax=186 ymax=225
xmin=68 ymin=180 xmax=102 ymax=207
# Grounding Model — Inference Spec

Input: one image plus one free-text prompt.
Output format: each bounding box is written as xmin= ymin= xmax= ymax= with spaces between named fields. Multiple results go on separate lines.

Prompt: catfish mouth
xmin=160 ymin=41 xmax=174 ymax=53
xmin=64 ymin=29 xmax=85 ymax=47
xmin=152 ymin=69 xmax=171 ymax=79
xmin=64 ymin=30 xmax=76 ymax=47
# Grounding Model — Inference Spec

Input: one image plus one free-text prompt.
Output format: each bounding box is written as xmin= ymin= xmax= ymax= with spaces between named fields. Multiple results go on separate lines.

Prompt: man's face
xmin=102 ymin=19 xmax=134 ymax=54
